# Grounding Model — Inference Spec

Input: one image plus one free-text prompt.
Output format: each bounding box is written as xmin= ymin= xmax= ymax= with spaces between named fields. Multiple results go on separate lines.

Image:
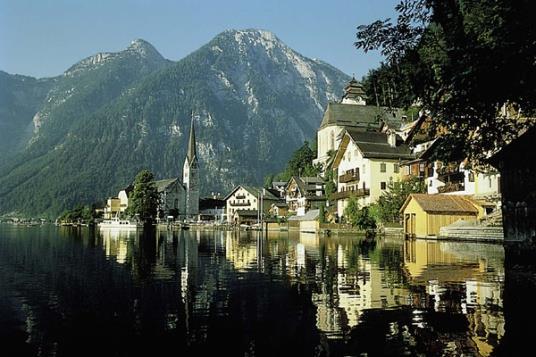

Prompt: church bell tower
xmin=183 ymin=112 xmax=199 ymax=217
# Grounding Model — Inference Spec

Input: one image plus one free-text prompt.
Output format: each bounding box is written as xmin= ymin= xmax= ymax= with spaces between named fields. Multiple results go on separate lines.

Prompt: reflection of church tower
xmin=183 ymin=113 xmax=199 ymax=217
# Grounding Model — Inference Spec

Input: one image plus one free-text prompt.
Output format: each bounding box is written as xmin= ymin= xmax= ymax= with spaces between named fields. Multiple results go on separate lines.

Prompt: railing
xmin=331 ymin=188 xmax=370 ymax=200
xmin=229 ymin=201 xmax=252 ymax=207
xmin=339 ymin=172 xmax=360 ymax=183
xmin=438 ymin=182 xmax=465 ymax=193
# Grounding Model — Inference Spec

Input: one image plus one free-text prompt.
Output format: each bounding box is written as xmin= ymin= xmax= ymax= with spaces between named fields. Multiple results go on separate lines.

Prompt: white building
xmin=224 ymin=186 xmax=279 ymax=224
xmin=332 ymin=129 xmax=414 ymax=218
xmin=314 ymin=78 xmax=405 ymax=170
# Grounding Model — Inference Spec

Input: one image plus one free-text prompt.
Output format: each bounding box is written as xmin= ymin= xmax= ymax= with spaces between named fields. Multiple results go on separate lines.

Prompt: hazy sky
xmin=0 ymin=0 xmax=398 ymax=79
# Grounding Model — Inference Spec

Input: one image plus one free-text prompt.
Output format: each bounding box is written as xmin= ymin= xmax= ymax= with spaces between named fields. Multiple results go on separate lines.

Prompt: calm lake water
xmin=0 ymin=225 xmax=506 ymax=356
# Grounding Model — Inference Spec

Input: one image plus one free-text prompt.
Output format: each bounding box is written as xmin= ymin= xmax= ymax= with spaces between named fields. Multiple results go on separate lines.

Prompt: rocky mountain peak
xmin=126 ymin=38 xmax=163 ymax=60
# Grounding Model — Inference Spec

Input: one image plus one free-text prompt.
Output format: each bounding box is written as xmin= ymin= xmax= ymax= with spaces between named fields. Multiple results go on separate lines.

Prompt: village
xmin=93 ymin=76 xmax=531 ymax=243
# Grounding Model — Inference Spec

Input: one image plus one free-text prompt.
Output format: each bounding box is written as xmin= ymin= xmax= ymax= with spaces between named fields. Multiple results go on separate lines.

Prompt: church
xmin=154 ymin=115 xmax=200 ymax=220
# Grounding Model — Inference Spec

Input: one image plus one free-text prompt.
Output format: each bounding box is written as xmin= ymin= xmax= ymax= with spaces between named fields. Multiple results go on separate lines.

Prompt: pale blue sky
xmin=0 ymin=0 xmax=398 ymax=79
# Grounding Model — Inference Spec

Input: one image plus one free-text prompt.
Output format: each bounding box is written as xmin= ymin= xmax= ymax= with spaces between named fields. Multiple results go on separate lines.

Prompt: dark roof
xmin=199 ymin=198 xmax=226 ymax=210
xmin=224 ymin=185 xmax=279 ymax=201
xmin=153 ymin=178 xmax=180 ymax=192
xmin=342 ymin=77 xmax=367 ymax=100
xmin=401 ymin=194 xmax=479 ymax=214
xmin=287 ymin=176 xmax=325 ymax=197
xmin=346 ymin=129 xmax=414 ymax=160
xmin=489 ymin=125 xmax=536 ymax=168
xmin=186 ymin=113 xmax=197 ymax=163
xmin=120 ymin=184 xmax=134 ymax=194
xmin=319 ymin=103 xmax=383 ymax=129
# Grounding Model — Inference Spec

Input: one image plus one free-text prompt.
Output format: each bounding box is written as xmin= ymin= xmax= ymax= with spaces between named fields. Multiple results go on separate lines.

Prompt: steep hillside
xmin=0 ymin=30 xmax=349 ymax=216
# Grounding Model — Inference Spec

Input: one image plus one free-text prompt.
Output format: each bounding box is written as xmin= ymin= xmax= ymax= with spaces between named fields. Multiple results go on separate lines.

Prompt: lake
xmin=0 ymin=225 xmax=506 ymax=356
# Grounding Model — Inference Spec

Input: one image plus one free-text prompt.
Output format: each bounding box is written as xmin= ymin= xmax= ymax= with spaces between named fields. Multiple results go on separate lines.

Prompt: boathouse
xmin=489 ymin=125 xmax=536 ymax=241
xmin=400 ymin=194 xmax=479 ymax=238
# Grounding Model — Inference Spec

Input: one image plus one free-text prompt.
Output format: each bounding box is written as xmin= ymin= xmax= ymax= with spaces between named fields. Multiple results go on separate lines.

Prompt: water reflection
xmin=0 ymin=224 xmax=506 ymax=356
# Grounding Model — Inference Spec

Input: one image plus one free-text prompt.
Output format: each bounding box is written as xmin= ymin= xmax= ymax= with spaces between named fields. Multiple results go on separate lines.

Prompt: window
xmin=381 ymin=182 xmax=387 ymax=190
xmin=362 ymin=164 xmax=366 ymax=175
xmin=380 ymin=163 xmax=386 ymax=173
xmin=330 ymin=130 xmax=335 ymax=150
xmin=429 ymin=179 xmax=433 ymax=187
xmin=489 ymin=177 xmax=492 ymax=188
xmin=469 ymin=172 xmax=475 ymax=182
xmin=394 ymin=163 xmax=399 ymax=173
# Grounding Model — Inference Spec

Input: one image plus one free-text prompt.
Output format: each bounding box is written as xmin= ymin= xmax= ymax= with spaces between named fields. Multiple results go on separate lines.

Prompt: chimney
xmin=388 ymin=131 xmax=397 ymax=147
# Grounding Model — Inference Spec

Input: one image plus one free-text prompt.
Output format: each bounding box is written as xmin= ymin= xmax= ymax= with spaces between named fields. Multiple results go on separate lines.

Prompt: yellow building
xmin=400 ymin=194 xmax=479 ymax=238
xmin=103 ymin=197 xmax=121 ymax=219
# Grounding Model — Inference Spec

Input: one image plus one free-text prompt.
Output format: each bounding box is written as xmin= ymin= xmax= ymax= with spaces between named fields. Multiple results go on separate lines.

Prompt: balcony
xmin=331 ymin=188 xmax=370 ymax=200
xmin=437 ymin=182 xmax=465 ymax=193
xmin=229 ymin=201 xmax=252 ymax=207
xmin=339 ymin=172 xmax=360 ymax=183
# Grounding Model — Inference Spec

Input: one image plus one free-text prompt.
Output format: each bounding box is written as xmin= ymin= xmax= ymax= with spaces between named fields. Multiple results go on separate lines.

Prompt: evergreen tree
xmin=126 ymin=170 xmax=159 ymax=223
xmin=344 ymin=196 xmax=360 ymax=225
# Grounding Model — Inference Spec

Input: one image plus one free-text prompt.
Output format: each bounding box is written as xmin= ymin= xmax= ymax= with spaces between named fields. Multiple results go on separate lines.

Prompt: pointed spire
xmin=187 ymin=111 xmax=197 ymax=163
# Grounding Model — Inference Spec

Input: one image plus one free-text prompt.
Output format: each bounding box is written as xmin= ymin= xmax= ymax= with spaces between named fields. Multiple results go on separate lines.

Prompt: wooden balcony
xmin=331 ymin=188 xmax=370 ymax=200
xmin=229 ymin=201 xmax=252 ymax=207
xmin=339 ymin=172 xmax=360 ymax=183
xmin=437 ymin=182 xmax=465 ymax=193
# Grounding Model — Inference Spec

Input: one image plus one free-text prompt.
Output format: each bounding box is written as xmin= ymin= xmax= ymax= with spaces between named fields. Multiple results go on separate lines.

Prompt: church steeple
xmin=183 ymin=111 xmax=199 ymax=217
xmin=186 ymin=112 xmax=197 ymax=164
xmin=341 ymin=77 xmax=367 ymax=105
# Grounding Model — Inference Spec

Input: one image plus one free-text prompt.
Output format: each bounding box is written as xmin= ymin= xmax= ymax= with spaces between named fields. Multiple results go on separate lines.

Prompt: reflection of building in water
xmin=300 ymin=236 xmax=410 ymax=338
xmin=101 ymin=229 xmax=132 ymax=264
xmin=224 ymin=231 xmax=258 ymax=271
xmin=404 ymin=239 xmax=504 ymax=356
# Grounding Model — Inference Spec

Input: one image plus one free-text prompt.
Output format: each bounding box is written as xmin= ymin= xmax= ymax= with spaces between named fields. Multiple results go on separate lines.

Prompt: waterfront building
xmin=101 ymin=114 xmax=200 ymax=220
xmin=331 ymin=128 xmax=413 ymax=218
xmin=400 ymin=193 xmax=480 ymax=238
xmin=268 ymin=202 xmax=289 ymax=218
xmin=490 ymin=125 xmax=536 ymax=241
xmin=154 ymin=178 xmax=186 ymax=219
xmin=284 ymin=176 xmax=325 ymax=216
xmin=224 ymin=185 xmax=279 ymax=224
xmin=199 ymin=197 xmax=226 ymax=222
xmin=103 ymin=197 xmax=121 ymax=219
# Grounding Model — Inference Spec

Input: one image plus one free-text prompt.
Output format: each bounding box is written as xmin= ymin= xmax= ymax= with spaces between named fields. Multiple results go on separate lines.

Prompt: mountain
xmin=0 ymin=71 xmax=53 ymax=164
xmin=0 ymin=29 xmax=349 ymax=217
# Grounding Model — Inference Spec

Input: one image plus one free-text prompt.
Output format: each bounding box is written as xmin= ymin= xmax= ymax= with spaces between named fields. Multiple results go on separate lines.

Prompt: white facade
xmin=315 ymin=125 xmax=345 ymax=168
xmin=335 ymin=138 xmax=404 ymax=218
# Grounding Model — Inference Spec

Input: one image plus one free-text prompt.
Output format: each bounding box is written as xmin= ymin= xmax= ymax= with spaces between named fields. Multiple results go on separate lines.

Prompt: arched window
xmin=330 ymin=130 xmax=335 ymax=151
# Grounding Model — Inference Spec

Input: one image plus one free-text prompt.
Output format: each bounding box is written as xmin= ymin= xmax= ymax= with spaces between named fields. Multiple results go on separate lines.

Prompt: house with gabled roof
xmin=224 ymin=185 xmax=280 ymax=224
xmin=284 ymin=176 xmax=325 ymax=216
xmin=400 ymin=193 xmax=480 ymax=238
xmin=332 ymin=128 xmax=414 ymax=219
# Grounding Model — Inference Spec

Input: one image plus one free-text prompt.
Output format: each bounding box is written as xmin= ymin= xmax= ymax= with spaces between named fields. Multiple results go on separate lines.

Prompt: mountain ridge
xmin=0 ymin=29 xmax=350 ymax=217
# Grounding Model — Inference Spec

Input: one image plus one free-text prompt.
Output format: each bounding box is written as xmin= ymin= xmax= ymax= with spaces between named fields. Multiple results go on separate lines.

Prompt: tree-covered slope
xmin=0 ymin=30 xmax=349 ymax=217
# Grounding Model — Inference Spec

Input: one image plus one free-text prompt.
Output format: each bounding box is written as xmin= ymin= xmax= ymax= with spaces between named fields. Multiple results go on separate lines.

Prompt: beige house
xmin=332 ymin=129 xmax=414 ymax=219
xmin=284 ymin=176 xmax=325 ymax=216
xmin=400 ymin=194 xmax=479 ymax=238
xmin=224 ymin=186 xmax=279 ymax=224
xmin=269 ymin=202 xmax=289 ymax=218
